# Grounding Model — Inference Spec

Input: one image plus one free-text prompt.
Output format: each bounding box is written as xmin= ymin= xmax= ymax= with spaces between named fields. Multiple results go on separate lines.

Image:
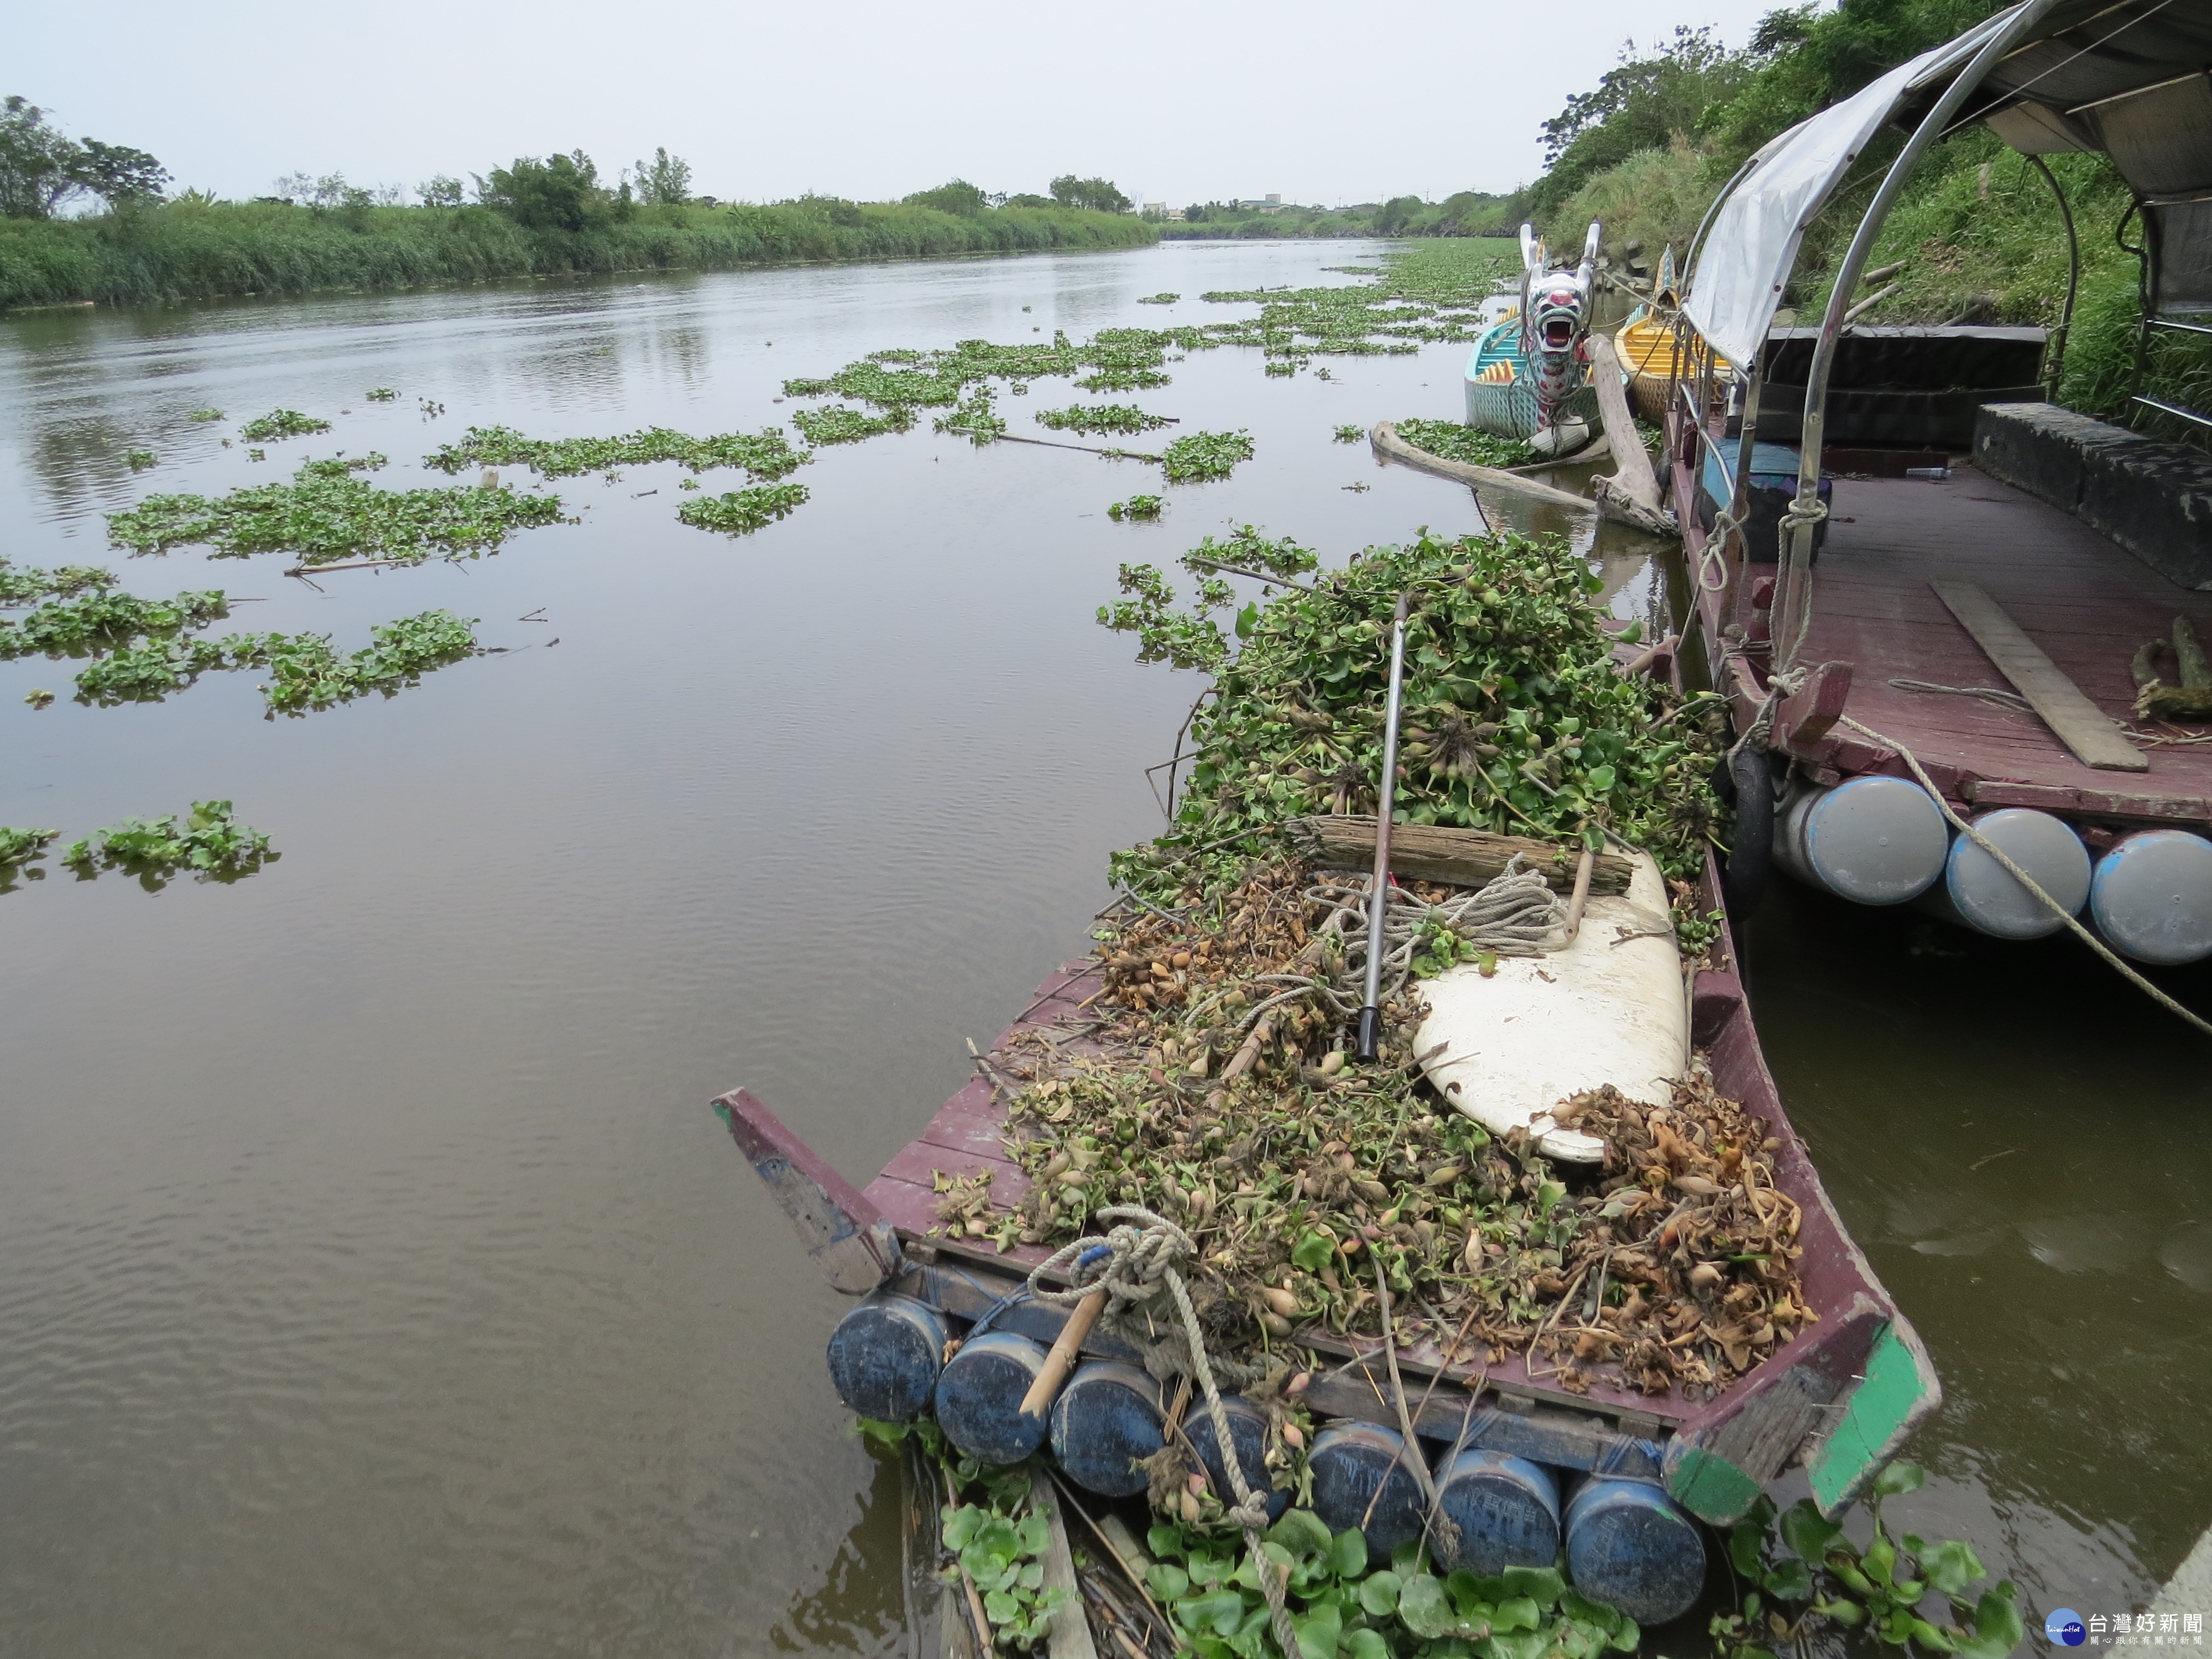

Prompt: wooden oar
xmin=1019 ymin=1288 xmax=1107 ymax=1418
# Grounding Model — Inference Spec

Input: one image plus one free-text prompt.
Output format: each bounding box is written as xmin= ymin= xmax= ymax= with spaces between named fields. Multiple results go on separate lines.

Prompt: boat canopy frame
xmin=1677 ymin=0 xmax=2212 ymax=677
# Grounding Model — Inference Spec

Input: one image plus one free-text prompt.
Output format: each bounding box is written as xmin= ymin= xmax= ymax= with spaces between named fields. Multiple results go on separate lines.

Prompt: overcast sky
xmin=18 ymin=0 xmax=1787 ymax=208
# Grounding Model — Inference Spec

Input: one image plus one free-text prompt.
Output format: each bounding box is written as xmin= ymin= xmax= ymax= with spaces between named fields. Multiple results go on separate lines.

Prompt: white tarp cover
xmin=1682 ymin=13 xmax=2014 ymax=369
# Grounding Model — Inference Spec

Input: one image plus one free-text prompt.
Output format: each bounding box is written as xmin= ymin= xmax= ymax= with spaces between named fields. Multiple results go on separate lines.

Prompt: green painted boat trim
xmin=1809 ymin=1323 xmax=1934 ymax=1515
xmin=1667 ymin=1444 xmax=1763 ymax=1525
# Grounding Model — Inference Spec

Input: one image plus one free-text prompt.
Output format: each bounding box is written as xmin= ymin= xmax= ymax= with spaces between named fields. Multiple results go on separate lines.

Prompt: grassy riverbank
xmin=1525 ymin=0 xmax=2209 ymax=436
xmin=0 ymin=198 xmax=1157 ymax=312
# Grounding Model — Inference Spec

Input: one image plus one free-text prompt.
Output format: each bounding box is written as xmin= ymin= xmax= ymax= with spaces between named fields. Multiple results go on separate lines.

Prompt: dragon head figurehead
xmin=1517 ymin=221 xmax=1603 ymax=442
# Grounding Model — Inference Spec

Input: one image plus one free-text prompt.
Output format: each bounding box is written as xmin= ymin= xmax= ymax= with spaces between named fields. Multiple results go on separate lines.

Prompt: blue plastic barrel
xmin=1183 ymin=1395 xmax=1288 ymax=1521
xmin=1432 ymin=1448 xmax=1560 ymax=1577
xmin=935 ymin=1331 xmax=1050 ymax=1466
xmin=1050 ymin=1361 xmax=1164 ymax=1497
xmin=1308 ymin=1422 xmax=1426 ymax=1561
xmin=1563 ymin=1477 xmax=1707 ymax=1626
xmin=826 ymin=1291 xmax=950 ymax=1422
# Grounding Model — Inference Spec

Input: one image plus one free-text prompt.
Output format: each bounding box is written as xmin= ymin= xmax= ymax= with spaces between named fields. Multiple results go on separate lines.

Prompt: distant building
xmin=1232 ymin=195 xmax=1287 ymax=212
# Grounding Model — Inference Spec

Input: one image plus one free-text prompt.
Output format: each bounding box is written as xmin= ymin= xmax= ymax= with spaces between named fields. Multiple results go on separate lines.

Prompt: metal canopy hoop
xmin=1775 ymin=0 xmax=2070 ymax=674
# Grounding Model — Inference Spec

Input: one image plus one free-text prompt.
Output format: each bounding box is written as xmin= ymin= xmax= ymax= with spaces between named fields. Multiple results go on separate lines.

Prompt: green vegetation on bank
xmin=0 ymin=194 xmax=1156 ymax=311
xmin=1524 ymin=1 xmax=2208 ymax=437
xmin=0 ymin=105 xmax=1155 ymax=311
xmin=1160 ymin=191 xmax=1526 ymax=241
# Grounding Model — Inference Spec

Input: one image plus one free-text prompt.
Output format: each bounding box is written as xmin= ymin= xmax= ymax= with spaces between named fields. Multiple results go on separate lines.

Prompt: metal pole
xmin=2027 ymin=153 xmax=2080 ymax=395
xmin=1778 ymin=0 xmax=2065 ymax=672
xmin=1356 ymin=592 xmax=1412 ymax=1063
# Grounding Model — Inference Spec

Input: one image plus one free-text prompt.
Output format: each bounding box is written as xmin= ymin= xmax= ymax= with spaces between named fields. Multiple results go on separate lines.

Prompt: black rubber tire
xmin=1719 ymin=748 xmax=1775 ymax=918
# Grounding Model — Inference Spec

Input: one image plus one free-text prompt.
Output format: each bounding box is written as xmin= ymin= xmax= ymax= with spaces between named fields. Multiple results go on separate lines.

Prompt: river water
xmin=0 ymin=241 xmax=2204 ymax=1658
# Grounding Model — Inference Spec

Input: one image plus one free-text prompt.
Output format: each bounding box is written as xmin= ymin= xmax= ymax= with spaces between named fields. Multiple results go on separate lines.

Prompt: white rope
xmin=1886 ymin=677 xmax=2032 ymax=715
xmin=1030 ymin=1207 xmax=1302 ymax=1657
xmin=1835 ymin=713 xmax=2212 ymax=1041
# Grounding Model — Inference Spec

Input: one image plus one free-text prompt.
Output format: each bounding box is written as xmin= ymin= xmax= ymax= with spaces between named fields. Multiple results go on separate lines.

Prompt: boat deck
xmin=1697 ymin=461 xmax=2212 ymax=823
xmin=849 ymin=852 xmax=1922 ymax=1483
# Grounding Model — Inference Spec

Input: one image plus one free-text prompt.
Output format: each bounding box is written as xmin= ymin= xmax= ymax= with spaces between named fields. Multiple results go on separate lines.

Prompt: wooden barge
xmin=1662 ymin=0 xmax=2212 ymax=963
xmin=718 ymin=832 xmax=1938 ymax=1623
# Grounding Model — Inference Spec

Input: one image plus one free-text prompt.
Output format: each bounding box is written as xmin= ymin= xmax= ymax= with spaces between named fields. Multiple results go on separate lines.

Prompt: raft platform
xmin=717 ymin=846 xmax=1938 ymax=1587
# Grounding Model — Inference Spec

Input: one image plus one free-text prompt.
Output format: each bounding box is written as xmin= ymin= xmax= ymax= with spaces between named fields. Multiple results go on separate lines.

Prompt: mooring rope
xmin=1028 ymin=1207 xmax=1302 ymax=1659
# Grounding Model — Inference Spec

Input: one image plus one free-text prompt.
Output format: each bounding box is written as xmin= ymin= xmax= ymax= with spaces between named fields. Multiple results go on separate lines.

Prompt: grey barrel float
xmin=1182 ymin=1394 xmax=1289 ymax=1521
xmin=1308 ymin=1422 xmax=1427 ymax=1562
xmin=2091 ymin=830 xmax=2212 ymax=963
xmin=825 ymin=1291 xmax=950 ymax=1422
xmin=1563 ymin=1477 xmax=1707 ymax=1626
xmin=1431 ymin=1448 xmax=1561 ymax=1577
xmin=1775 ymin=777 xmax=1949 ymax=905
xmin=1929 ymin=808 xmax=2090 ymax=939
xmin=1050 ymin=1361 xmax=1164 ymax=1497
xmin=934 ymin=1330 xmax=1050 ymax=1466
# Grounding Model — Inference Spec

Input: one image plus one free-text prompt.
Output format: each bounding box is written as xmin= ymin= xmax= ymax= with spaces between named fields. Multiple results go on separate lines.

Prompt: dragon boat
xmin=1615 ymin=248 xmax=1735 ymax=426
xmin=717 ymin=760 xmax=1938 ymax=1625
xmin=1464 ymin=224 xmax=1606 ymax=456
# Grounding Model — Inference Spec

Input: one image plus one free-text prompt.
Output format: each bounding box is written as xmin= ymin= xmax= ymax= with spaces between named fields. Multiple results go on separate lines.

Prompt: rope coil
xmin=1029 ymin=1207 xmax=1301 ymax=1655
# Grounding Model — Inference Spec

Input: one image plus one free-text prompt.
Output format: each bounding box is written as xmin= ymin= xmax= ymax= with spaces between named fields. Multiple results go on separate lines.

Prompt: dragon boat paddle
xmin=1356 ymin=592 xmax=1412 ymax=1063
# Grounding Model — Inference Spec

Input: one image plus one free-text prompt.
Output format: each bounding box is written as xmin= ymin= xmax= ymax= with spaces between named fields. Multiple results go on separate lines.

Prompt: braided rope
xmin=1699 ymin=501 xmax=1744 ymax=594
xmin=1834 ymin=713 xmax=2212 ymax=1042
xmin=1030 ymin=1207 xmax=1302 ymax=1657
xmin=1773 ymin=495 xmax=1830 ymax=674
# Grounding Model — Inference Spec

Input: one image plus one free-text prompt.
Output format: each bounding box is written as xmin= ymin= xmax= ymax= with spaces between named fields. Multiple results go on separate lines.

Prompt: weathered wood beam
xmin=1931 ymin=579 xmax=2148 ymax=771
xmin=1284 ymin=816 xmax=1633 ymax=894
xmin=714 ymin=1088 xmax=904 ymax=1293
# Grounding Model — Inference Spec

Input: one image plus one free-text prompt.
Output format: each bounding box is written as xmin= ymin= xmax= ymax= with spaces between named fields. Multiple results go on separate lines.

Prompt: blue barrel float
xmin=1183 ymin=1394 xmax=1289 ymax=1521
xmin=1564 ymin=1477 xmax=1707 ymax=1625
xmin=1308 ymin=1422 xmax=1426 ymax=1561
xmin=935 ymin=1331 xmax=1050 ymax=1465
xmin=825 ymin=1291 xmax=950 ymax=1422
xmin=1432 ymin=1448 xmax=1560 ymax=1577
xmin=1051 ymin=1361 xmax=1164 ymax=1497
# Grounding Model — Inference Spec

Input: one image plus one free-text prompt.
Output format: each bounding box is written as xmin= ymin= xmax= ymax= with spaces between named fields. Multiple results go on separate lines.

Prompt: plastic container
xmin=1563 ymin=1477 xmax=1707 ymax=1626
xmin=1307 ymin=1422 xmax=1427 ymax=1562
xmin=1182 ymin=1394 xmax=1289 ymax=1522
xmin=933 ymin=1331 xmax=1050 ymax=1466
xmin=825 ymin=1291 xmax=950 ymax=1422
xmin=1926 ymin=808 xmax=2090 ymax=939
xmin=1775 ymin=776 xmax=1949 ymax=905
xmin=1050 ymin=1361 xmax=1164 ymax=1498
xmin=2090 ymin=830 xmax=2212 ymax=964
xmin=1431 ymin=1448 xmax=1561 ymax=1577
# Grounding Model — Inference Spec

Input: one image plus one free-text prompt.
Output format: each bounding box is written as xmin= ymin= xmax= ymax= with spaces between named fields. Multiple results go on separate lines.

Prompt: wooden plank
xmin=1970 ymin=780 xmax=2212 ymax=820
xmin=1284 ymin=816 xmax=1631 ymax=894
xmin=1369 ymin=421 xmax=1598 ymax=513
xmin=1586 ymin=335 xmax=1678 ymax=538
xmin=1929 ymin=578 xmax=2148 ymax=771
xmin=714 ymin=1088 xmax=902 ymax=1294
xmin=1029 ymin=1475 xmax=1100 ymax=1659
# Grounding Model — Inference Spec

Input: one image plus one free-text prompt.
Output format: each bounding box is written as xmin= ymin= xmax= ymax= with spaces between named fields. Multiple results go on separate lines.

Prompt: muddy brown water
xmin=1 ymin=242 xmax=2204 ymax=1657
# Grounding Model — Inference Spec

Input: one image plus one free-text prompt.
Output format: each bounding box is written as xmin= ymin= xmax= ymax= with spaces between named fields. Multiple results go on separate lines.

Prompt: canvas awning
xmin=1681 ymin=12 xmax=2015 ymax=369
